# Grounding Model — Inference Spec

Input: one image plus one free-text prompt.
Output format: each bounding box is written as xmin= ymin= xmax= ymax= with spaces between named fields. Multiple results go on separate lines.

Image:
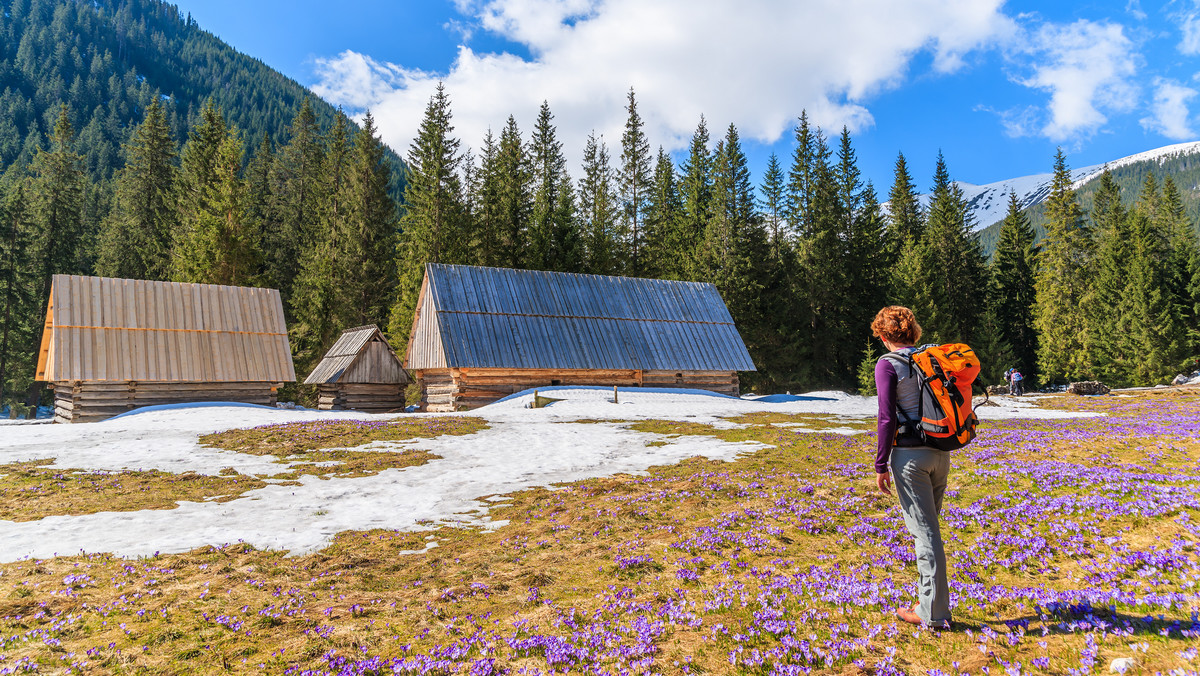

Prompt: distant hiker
xmin=1004 ymin=368 xmax=1014 ymax=392
xmin=872 ymin=306 xmax=958 ymax=630
xmin=1011 ymin=370 xmax=1024 ymax=396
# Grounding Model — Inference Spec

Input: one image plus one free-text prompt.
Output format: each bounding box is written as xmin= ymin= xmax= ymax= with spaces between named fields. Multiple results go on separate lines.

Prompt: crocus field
xmin=1 ymin=389 xmax=1198 ymax=675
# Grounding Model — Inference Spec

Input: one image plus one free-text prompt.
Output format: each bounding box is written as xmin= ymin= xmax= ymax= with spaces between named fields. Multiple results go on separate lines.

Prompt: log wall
xmin=317 ymin=383 xmax=406 ymax=413
xmin=52 ymin=380 xmax=279 ymax=423
xmin=417 ymin=368 xmax=739 ymax=412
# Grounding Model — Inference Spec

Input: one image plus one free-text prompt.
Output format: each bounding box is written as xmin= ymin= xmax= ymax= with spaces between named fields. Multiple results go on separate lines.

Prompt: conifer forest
xmin=1 ymin=0 xmax=1199 ymax=413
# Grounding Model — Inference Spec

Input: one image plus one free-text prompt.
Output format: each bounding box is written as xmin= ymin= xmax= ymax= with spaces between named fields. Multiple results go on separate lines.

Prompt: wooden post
xmin=613 ymin=385 xmax=618 ymax=404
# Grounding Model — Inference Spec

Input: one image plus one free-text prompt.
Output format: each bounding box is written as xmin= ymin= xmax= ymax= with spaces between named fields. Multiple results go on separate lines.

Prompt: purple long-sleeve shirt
xmin=874 ymin=358 xmax=899 ymax=474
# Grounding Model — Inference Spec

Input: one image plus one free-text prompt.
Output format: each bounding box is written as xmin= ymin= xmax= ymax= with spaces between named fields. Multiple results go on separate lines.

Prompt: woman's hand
xmin=876 ymin=471 xmax=892 ymax=495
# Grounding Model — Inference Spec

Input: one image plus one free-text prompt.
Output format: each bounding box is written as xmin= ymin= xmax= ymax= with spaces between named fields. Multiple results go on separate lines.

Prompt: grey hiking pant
xmin=890 ymin=446 xmax=952 ymax=625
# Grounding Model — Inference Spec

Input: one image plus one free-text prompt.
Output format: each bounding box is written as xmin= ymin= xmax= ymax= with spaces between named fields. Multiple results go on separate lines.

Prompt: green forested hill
xmin=0 ymin=0 xmax=404 ymax=191
xmin=976 ymin=150 xmax=1200 ymax=255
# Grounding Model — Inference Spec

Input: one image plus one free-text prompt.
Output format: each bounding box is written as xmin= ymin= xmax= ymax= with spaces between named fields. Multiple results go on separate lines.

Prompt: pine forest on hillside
xmin=974 ymin=150 xmax=1200 ymax=255
xmin=0 ymin=0 xmax=405 ymax=189
xmin=2 ymin=73 xmax=1200 ymax=411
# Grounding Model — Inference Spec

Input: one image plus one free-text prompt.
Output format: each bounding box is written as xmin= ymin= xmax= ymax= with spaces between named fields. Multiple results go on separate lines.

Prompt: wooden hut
xmin=404 ymin=264 xmax=756 ymax=412
xmin=304 ymin=324 xmax=409 ymax=412
xmin=36 ymin=275 xmax=296 ymax=423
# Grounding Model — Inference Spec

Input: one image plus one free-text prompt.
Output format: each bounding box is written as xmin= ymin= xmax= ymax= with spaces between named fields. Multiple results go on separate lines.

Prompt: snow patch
xmin=0 ymin=389 xmax=1095 ymax=561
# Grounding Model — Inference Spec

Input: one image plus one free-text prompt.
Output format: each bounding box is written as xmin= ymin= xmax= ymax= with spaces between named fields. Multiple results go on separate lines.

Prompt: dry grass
xmin=200 ymin=416 xmax=487 ymax=456
xmin=0 ymin=393 xmax=1198 ymax=675
xmin=0 ymin=417 xmax=486 ymax=523
xmin=0 ymin=460 xmax=266 ymax=521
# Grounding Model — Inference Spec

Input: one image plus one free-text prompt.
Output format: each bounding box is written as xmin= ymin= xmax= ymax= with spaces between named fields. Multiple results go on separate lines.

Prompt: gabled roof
xmin=405 ymin=264 xmax=756 ymax=372
xmin=304 ymin=325 xmax=408 ymax=385
xmin=36 ymin=275 xmax=295 ymax=383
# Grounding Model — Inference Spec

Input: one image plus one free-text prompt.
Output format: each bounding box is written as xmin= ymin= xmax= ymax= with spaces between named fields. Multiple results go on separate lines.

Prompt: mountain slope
xmin=962 ymin=141 xmax=1200 ymax=230
xmin=956 ymin=142 xmax=1200 ymax=255
xmin=0 ymin=0 xmax=404 ymax=194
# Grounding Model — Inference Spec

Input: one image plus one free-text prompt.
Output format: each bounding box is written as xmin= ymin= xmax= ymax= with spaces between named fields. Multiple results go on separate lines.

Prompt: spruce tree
xmin=795 ymin=130 xmax=847 ymax=385
xmin=701 ymin=126 xmax=758 ymax=280
xmin=856 ymin=338 xmax=880 ymax=396
xmin=265 ymin=97 xmax=325 ymax=308
xmin=26 ymin=106 xmax=86 ymax=407
xmin=241 ymin=133 xmax=274 ymax=278
xmin=702 ymin=125 xmax=769 ymax=390
xmin=171 ymin=102 xmax=258 ymax=285
xmin=472 ymin=129 xmax=502 ymax=267
xmin=1161 ymin=176 xmax=1200 ymax=360
xmin=846 ymin=181 xmax=890 ymax=353
xmin=1081 ymin=171 xmax=1130 ymax=384
xmin=676 ymin=117 xmax=712 ymax=280
xmin=972 ymin=304 xmax=1015 ymax=387
xmin=389 ymin=83 xmax=467 ymax=346
xmin=786 ymin=111 xmax=816 ymax=238
xmin=494 ymin=115 xmax=532 ymax=269
xmin=837 ymin=130 xmax=889 ymax=375
xmin=991 ymin=190 xmax=1038 ymax=384
xmin=758 ymin=155 xmax=803 ymax=390
xmin=759 ymin=152 xmax=786 ymax=256
xmin=886 ymin=151 xmax=923 ymax=266
xmin=30 ymin=105 xmax=87 ymax=282
xmin=289 ymin=111 xmax=352 ymax=371
xmin=1123 ymin=175 xmax=1188 ymax=385
xmin=340 ymin=111 xmax=397 ymax=329
xmin=527 ymin=101 xmax=578 ymax=272
xmin=912 ymin=152 xmax=987 ymax=344
xmin=618 ymin=88 xmax=652 ymax=276
xmin=0 ymin=182 xmax=36 ymax=412
xmin=643 ymin=147 xmax=681 ymax=279
xmin=96 ymin=100 xmax=177 ymax=280
xmin=578 ymin=132 xmax=619 ymax=275
xmin=1033 ymin=149 xmax=1091 ymax=383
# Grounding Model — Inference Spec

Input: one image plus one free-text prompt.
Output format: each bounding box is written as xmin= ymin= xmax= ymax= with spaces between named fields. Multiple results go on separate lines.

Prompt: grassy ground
xmin=0 ymin=418 xmax=488 ymax=524
xmin=0 ymin=390 xmax=1198 ymax=674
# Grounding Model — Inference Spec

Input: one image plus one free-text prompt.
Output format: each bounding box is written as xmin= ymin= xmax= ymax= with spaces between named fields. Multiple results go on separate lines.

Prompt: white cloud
xmin=1176 ymin=1 xmax=1200 ymax=55
xmin=1125 ymin=0 xmax=1147 ymax=21
xmin=1139 ymin=78 xmax=1198 ymax=139
xmin=1009 ymin=19 xmax=1139 ymax=141
xmin=311 ymin=0 xmax=1014 ymax=171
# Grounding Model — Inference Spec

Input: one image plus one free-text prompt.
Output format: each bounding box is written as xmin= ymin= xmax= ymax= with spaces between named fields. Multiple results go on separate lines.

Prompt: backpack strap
xmin=881 ymin=350 xmax=924 ymax=441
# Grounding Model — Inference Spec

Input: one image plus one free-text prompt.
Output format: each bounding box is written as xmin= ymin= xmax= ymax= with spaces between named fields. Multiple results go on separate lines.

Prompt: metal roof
xmin=406 ymin=264 xmax=756 ymax=371
xmin=36 ymin=275 xmax=295 ymax=383
xmin=304 ymin=325 xmax=408 ymax=384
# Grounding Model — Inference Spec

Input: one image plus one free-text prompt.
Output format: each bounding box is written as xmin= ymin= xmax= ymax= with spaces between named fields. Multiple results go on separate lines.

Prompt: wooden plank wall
xmin=405 ymin=284 xmax=447 ymax=369
xmin=342 ymin=340 xmax=408 ymax=384
xmin=642 ymin=370 xmax=740 ymax=396
xmin=417 ymin=368 xmax=738 ymax=412
xmin=316 ymin=383 xmax=406 ymax=413
xmin=52 ymin=381 xmax=279 ymax=423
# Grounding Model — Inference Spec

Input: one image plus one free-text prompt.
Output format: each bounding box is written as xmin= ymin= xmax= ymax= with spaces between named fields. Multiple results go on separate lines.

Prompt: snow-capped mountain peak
xmin=947 ymin=141 xmax=1200 ymax=231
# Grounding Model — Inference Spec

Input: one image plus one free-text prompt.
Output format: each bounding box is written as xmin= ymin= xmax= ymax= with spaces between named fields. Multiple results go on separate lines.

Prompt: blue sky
xmin=172 ymin=0 xmax=1200 ymax=193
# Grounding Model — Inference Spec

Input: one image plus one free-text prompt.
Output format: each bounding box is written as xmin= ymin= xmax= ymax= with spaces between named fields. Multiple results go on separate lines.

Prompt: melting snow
xmin=0 ymin=387 xmax=1093 ymax=561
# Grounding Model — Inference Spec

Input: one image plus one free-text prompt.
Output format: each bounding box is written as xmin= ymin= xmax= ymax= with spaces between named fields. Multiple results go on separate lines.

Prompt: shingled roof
xmin=404 ymin=264 xmax=756 ymax=372
xmin=304 ymin=325 xmax=408 ymax=385
xmin=36 ymin=275 xmax=295 ymax=383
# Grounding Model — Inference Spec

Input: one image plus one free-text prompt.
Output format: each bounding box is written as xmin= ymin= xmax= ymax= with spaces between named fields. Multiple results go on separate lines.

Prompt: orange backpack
xmin=885 ymin=343 xmax=981 ymax=451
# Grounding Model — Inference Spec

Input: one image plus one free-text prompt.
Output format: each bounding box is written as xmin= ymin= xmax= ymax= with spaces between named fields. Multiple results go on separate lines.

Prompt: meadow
xmin=0 ymin=389 xmax=1197 ymax=675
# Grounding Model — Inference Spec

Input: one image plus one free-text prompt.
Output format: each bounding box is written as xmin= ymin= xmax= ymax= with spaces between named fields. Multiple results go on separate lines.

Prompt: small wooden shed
xmin=404 ymin=264 xmax=757 ymax=412
xmin=303 ymin=324 xmax=409 ymax=412
xmin=36 ymin=274 xmax=296 ymax=423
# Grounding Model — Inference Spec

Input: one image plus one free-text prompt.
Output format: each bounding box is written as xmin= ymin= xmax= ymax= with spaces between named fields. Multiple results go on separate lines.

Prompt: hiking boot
xmin=896 ymin=606 xmax=952 ymax=631
xmin=896 ymin=606 xmax=923 ymax=625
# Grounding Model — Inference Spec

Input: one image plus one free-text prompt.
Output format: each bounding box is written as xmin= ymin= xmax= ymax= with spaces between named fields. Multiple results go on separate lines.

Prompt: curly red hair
xmin=871 ymin=306 xmax=922 ymax=346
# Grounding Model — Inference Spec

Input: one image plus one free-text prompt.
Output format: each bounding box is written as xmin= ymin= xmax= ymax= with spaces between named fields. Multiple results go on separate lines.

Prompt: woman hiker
xmin=871 ymin=306 xmax=953 ymax=630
